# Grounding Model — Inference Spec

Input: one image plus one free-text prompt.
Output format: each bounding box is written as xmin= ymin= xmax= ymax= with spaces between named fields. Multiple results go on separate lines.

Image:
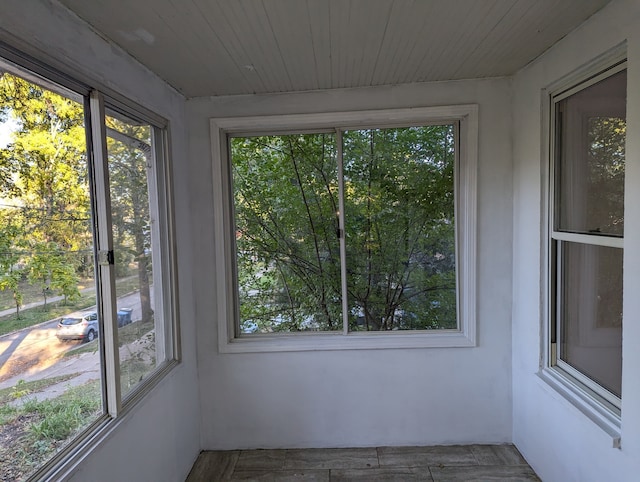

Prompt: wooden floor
xmin=185 ymin=444 xmax=540 ymax=481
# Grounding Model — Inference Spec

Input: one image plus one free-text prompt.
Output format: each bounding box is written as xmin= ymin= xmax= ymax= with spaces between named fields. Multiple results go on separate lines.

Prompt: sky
xmin=0 ymin=117 xmax=18 ymax=148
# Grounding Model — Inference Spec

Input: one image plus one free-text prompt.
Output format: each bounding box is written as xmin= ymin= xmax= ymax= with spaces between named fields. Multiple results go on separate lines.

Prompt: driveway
xmin=0 ymin=290 xmax=143 ymax=386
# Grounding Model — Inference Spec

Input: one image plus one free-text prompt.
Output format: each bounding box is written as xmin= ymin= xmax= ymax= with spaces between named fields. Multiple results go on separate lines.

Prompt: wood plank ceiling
xmin=59 ymin=0 xmax=612 ymax=98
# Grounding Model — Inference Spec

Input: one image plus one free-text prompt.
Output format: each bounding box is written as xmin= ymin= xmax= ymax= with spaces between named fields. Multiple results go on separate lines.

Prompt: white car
xmin=56 ymin=311 xmax=99 ymax=342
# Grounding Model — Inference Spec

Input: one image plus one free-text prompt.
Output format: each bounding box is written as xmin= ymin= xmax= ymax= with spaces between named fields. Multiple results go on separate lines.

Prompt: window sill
xmin=219 ymin=329 xmax=476 ymax=353
xmin=537 ymin=367 xmax=621 ymax=448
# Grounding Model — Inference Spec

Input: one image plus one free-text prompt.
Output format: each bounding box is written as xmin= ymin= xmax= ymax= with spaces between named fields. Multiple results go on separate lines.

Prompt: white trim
xmin=211 ymin=105 xmax=478 ymax=353
xmin=551 ymin=231 xmax=624 ymax=249
xmin=220 ymin=330 xmax=475 ymax=353
xmin=90 ymin=90 xmax=122 ymax=416
xmin=556 ymin=359 xmax=621 ymax=408
xmin=541 ymin=46 xmax=626 ymax=434
xmin=538 ymin=367 xmax=621 ymax=448
xmin=546 ymin=42 xmax=626 ymax=101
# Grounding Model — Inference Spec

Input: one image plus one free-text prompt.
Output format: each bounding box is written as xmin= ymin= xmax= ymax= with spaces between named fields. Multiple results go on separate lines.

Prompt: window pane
xmin=343 ymin=126 xmax=457 ymax=331
xmin=231 ymin=134 xmax=342 ymax=333
xmin=560 ymin=242 xmax=622 ymax=397
xmin=556 ymin=69 xmax=626 ymax=236
xmin=0 ymin=71 xmax=102 ymax=479
xmin=105 ymin=114 xmax=159 ymax=397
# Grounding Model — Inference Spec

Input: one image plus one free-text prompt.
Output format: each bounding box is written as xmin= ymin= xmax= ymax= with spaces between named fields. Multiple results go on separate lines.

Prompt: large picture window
xmin=212 ymin=106 xmax=477 ymax=352
xmin=0 ymin=50 xmax=178 ymax=481
xmin=548 ymin=62 xmax=626 ymax=416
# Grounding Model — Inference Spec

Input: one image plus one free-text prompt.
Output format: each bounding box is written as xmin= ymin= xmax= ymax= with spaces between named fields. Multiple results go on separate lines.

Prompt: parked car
xmin=56 ymin=311 xmax=99 ymax=342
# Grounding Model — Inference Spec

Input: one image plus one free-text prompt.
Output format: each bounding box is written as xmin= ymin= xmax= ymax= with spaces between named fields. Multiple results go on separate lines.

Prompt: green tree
xmin=231 ymin=125 xmax=456 ymax=333
xmin=51 ymin=255 xmax=80 ymax=304
xmin=0 ymin=218 xmax=25 ymax=316
xmin=233 ymin=133 xmax=341 ymax=332
xmin=106 ymin=118 xmax=153 ymax=324
xmin=343 ymin=126 xmax=456 ymax=330
xmin=27 ymin=242 xmax=59 ymax=308
xmin=0 ymin=72 xmax=90 ymax=307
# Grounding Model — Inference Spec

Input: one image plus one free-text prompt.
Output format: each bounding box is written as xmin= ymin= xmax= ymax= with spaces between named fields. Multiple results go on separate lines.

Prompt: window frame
xmin=211 ymin=105 xmax=478 ymax=353
xmin=539 ymin=47 xmax=626 ymax=445
xmin=0 ymin=44 xmax=181 ymax=480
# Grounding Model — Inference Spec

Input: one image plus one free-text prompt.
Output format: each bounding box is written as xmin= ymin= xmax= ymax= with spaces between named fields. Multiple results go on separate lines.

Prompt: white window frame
xmin=539 ymin=46 xmax=626 ymax=446
xmin=0 ymin=45 xmax=181 ymax=480
xmin=211 ymin=105 xmax=478 ymax=353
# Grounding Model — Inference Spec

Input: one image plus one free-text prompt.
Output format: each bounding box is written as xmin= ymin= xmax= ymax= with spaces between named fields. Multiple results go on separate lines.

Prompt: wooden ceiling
xmin=59 ymin=0 xmax=611 ymax=98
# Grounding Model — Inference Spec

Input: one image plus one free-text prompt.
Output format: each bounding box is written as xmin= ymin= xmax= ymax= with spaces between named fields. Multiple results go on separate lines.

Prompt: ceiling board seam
xmin=369 ymin=0 xmax=396 ymax=86
xmin=305 ymin=0 xmax=321 ymax=91
xmin=449 ymin=0 xmax=519 ymax=79
xmin=190 ymin=0 xmax=261 ymax=94
xmin=261 ymin=0 xmax=294 ymax=92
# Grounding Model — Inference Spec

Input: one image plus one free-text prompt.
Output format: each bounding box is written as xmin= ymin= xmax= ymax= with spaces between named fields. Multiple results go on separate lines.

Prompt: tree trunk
xmin=135 ymin=230 xmax=152 ymax=324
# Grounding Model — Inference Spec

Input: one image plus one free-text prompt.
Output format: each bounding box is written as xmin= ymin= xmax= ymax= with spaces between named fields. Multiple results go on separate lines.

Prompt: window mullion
xmin=90 ymin=90 xmax=122 ymax=417
xmin=336 ymin=128 xmax=349 ymax=335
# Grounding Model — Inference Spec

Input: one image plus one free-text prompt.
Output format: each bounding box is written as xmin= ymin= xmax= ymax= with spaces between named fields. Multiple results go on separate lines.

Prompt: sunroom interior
xmin=1 ymin=0 xmax=640 ymax=481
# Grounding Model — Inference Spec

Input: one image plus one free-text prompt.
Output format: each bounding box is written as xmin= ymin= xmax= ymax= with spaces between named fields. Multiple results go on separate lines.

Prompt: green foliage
xmin=1 ymin=72 xmax=90 ymax=311
xmin=22 ymin=381 xmax=100 ymax=441
xmin=0 ymin=375 xmax=78 ymax=405
xmin=231 ymin=125 xmax=457 ymax=333
xmin=50 ymin=255 xmax=80 ymax=303
xmin=233 ymin=133 xmax=341 ymax=332
xmin=11 ymin=379 xmax=31 ymax=400
xmin=106 ymin=116 xmax=154 ymax=323
xmin=586 ymin=115 xmax=626 ymax=234
xmin=343 ymin=126 xmax=456 ymax=330
xmin=0 ymin=215 xmax=25 ymax=316
xmin=0 ymin=380 xmax=101 ymax=480
xmin=29 ymin=405 xmax=81 ymax=440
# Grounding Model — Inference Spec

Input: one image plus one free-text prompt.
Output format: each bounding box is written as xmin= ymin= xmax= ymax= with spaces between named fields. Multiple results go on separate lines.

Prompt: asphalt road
xmin=0 ymin=291 xmax=143 ymax=383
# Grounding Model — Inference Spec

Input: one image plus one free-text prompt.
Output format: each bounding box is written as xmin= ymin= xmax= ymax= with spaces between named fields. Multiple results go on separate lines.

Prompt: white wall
xmin=187 ymin=77 xmax=514 ymax=449
xmin=511 ymin=0 xmax=640 ymax=480
xmin=0 ymin=2 xmax=200 ymax=481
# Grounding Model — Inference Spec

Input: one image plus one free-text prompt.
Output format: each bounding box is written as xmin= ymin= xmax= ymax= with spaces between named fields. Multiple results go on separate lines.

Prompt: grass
xmin=119 ymin=317 xmax=155 ymax=345
xmin=0 ymin=276 xmax=146 ymax=480
xmin=0 ymin=294 xmax=96 ymax=337
xmin=0 ymin=278 xmax=95 ymax=312
xmin=25 ymin=382 xmax=101 ymax=440
xmin=62 ymin=339 xmax=99 ymax=358
xmin=0 ymin=380 xmax=101 ymax=481
xmin=0 ymin=374 xmax=79 ymax=405
xmin=0 ymin=276 xmax=140 ymax=337
xmin=114 ymin=276 xmax=140 ymax=298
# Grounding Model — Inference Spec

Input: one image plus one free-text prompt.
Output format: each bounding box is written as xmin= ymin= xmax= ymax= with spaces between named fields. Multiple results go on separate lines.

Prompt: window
xmin=0 ymin=48 xmax=178 ymax=481
xmin=212 ymin=106 xmax=477 ymax=352
xmin=546 ymin=60 xmax=626 ymax=428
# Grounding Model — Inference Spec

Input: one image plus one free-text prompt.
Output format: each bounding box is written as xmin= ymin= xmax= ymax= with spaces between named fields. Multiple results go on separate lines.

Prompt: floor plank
xmin=377 ymin=445 xmax=477 ymax=467
xmin=284 ymin=448 xmax=379 ymax=470
xmin=430 ymin=465 xmax=540 ymax=481
xmin=235 ymin=449 xmax=287 ymax=470
xmin=330 ymin=466 xmax=433 ymax=481
xmin=469 ymin=444 xmax=528 ymax=466
xmin=230 ymin=469 xmax=330 ymax=481
xmin=186 ymin=450 xmax=239 ymax=481
xmin=185 ymin=445 xmax=539 ymax=481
